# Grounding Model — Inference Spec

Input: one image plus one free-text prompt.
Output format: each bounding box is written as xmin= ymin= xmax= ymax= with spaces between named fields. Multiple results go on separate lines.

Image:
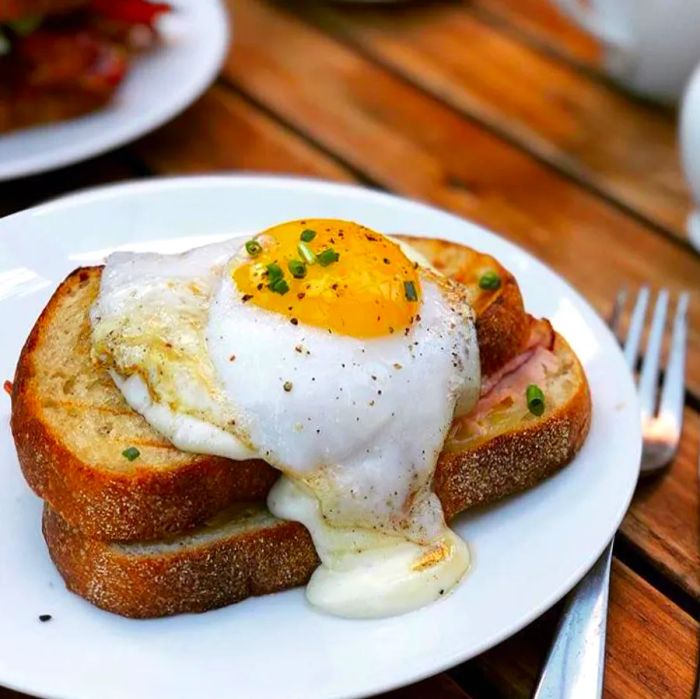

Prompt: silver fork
xmin=532 ymin=288 xmax=689 ymax=699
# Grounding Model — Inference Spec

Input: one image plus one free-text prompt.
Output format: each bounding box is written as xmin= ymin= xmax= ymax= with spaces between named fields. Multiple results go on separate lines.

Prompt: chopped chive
xmin=300 ymin=229 xmax=317 ymax=242
xmin=9 ymin=16 xmax=42 ymax=36
xmin=266 ymin=262 xmax=283 ymax=282
xmin=270 ymin=278 xmax=290 ymax=295
xmin=245 ymin=240 xmax=262 ymax=257
xmin=404 ymin=280 xmax=418 ymax=302
xmin=317 ymin=248 xmax=340 ymax=267
xmin=122 ymin=446 xmax=140 ymax=461
xmin=479 ymin=270 xmax=501 ymax=290
xmin=297 ymin=241 xmax=317 ymax=265
xmin=288 ymin=259 xmax=307 ymax=279
xmin=283 ymin=381 xmax=293 ymax=392
xmin=526 ymin=384 xmax=545 ymax=416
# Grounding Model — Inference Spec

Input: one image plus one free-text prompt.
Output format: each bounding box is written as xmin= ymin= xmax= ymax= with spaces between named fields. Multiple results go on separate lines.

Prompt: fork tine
xmin=638 ymin=290 xmax=669 ymax=422
xmin=623 ymin=287 xmax=649 ymax=371
xmin=658 ymin=293 xmax=689 ymax=438
xmin=609 ymin=287 xmax=627 ymax=335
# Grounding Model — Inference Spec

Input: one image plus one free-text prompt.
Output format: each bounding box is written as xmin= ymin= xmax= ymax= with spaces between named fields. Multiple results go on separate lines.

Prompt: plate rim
xmin=0 ymin=0 xmax=230 ymax=182
xmin=0 ymin=174 xmax=641 ymax=699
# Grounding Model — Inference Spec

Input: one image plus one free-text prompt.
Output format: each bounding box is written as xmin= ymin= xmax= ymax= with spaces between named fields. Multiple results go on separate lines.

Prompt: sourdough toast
xmin=43 ymin=503 xmax=319 ymax=618
xmin=12 ymin=238 xmax=532 ymax=541
xmin=42 ymin=330 xmax=590 ymax=618
xmin=11 ymin=267 xmax=278 ymax=541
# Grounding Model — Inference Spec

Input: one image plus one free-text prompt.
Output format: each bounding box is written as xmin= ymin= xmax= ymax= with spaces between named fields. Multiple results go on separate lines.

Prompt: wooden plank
xmin=464 ymin=560 xmax=699 ymax=698
xmin=296 ymin=0 xmax=690 ymax=239
xmin=383 ymin=674 xmax=474 ymax=698
xmin=222 ymin=0 xmax=700 ymax=397
xmin=621 ymin=409 xmax=700 ymax=600
xmin=470 ymin=0 xmax=602 ymax=69
xmin=131 ymin=85 xmax=352 ymax=182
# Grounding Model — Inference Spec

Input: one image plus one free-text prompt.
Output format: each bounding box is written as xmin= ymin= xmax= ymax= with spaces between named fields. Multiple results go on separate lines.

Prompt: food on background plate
xmin=0 ymin=0 xmax=170 ymax=133
xmin=9 ymin=220 xmax=591 ymax=619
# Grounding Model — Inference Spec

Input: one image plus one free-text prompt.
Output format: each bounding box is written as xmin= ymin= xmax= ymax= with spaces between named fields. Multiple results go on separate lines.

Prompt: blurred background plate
xmin=0 ymin=0 xmax=229 ymax=182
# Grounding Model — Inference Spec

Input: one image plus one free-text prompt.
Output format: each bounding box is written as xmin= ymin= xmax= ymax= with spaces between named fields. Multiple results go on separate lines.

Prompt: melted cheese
xmin=268 ymin=477 xmax=470 ymax=618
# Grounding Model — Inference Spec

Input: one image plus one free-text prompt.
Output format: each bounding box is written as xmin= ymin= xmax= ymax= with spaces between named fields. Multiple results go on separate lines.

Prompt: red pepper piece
xmin=90 ymin=0 xmax=171 ymax=26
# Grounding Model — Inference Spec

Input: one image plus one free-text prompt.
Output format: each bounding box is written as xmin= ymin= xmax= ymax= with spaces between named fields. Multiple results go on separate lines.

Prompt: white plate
xmin=0 ymin=176 xmax=640 ymax=699
xmin=0 ymin=0 xmax=228 ymax=181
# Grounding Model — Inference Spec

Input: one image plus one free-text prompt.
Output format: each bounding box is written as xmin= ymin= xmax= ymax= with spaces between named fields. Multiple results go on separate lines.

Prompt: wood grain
xmin=221 ymin=0 xmax=700 ymax=396
xmin=383 ymin=674 xmax=474 ymax=698
xmin=296 ymin=0 xmax=690 ymax=238
xmin=132 ymin=85 xmax=352 ymax=182
xmin=621 ymin=410 xmax=700 ymax=600
xmin=470 ymin=0 xmax=602 ymax=69
xmin=466 ymin=560 xmax=699 ymax=698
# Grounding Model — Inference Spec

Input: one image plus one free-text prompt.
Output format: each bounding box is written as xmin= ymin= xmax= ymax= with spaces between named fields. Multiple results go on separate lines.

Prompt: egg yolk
xmin=232 ymin=219 xmax=421 ymax=339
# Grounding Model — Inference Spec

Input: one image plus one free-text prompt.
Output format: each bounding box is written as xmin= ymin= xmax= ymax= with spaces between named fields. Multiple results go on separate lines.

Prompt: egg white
xmin=208 ymin=248 xmax=480 ymax=543
xmin=91 ymin=231 xmax=481 ymax=618
xmin=91 ymin=237 xmax=254 ymax=459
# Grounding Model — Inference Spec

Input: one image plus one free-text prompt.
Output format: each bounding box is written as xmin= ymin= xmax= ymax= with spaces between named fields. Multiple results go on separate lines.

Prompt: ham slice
xmin=479 ymin=317 xmax=555 ymax=398
xmin=473 ymin=345 xmax=560 ymax=421
xmin=449 ymin=318 xmax=559 ymax=443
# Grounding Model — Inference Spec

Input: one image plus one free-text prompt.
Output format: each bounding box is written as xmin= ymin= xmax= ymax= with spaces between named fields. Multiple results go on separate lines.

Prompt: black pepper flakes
xmin=39 ymin=614 xmax=52 ymax=622
xmin=290 ymin=318 xmax=299 ymax=326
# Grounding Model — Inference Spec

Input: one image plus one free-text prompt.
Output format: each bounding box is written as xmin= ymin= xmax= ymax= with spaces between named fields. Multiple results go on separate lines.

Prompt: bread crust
xmin=11 ymin=268 xmax=278 ymax=541
xmin=43 ymin=504 xmax=319 ymax=618
xmin=435 ymin=334 xmax=592 ymax=519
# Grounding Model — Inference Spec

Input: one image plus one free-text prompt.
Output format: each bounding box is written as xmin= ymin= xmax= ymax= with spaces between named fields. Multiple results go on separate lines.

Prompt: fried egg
xmin=91 ymin=219 xmax=481 ymax=618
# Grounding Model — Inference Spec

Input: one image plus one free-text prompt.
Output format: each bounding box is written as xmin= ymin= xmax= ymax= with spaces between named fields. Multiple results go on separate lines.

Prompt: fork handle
xmin=532 ymin=539 xmax=614 ymax=699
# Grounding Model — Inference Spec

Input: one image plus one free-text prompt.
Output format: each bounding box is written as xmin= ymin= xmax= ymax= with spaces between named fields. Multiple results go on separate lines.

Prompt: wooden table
xmin=1 ymin=1 xmax=699 ymax=697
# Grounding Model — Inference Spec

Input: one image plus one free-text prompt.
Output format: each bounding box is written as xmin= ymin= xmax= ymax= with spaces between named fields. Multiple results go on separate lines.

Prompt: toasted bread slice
xmin=12 ymin=237 xmax=530 ymax=541
xmin=436 ymin=331 xmax=591 ymax=519
xmin=43 ymin=503 xmax=319 ymax=618
xmin=42 ymin=331 xmax=590 ymax=618
xmin=394 ymin=235 xmax=529 ymax=376
xmin=11 ymin=267 xmax=278 ymax=541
